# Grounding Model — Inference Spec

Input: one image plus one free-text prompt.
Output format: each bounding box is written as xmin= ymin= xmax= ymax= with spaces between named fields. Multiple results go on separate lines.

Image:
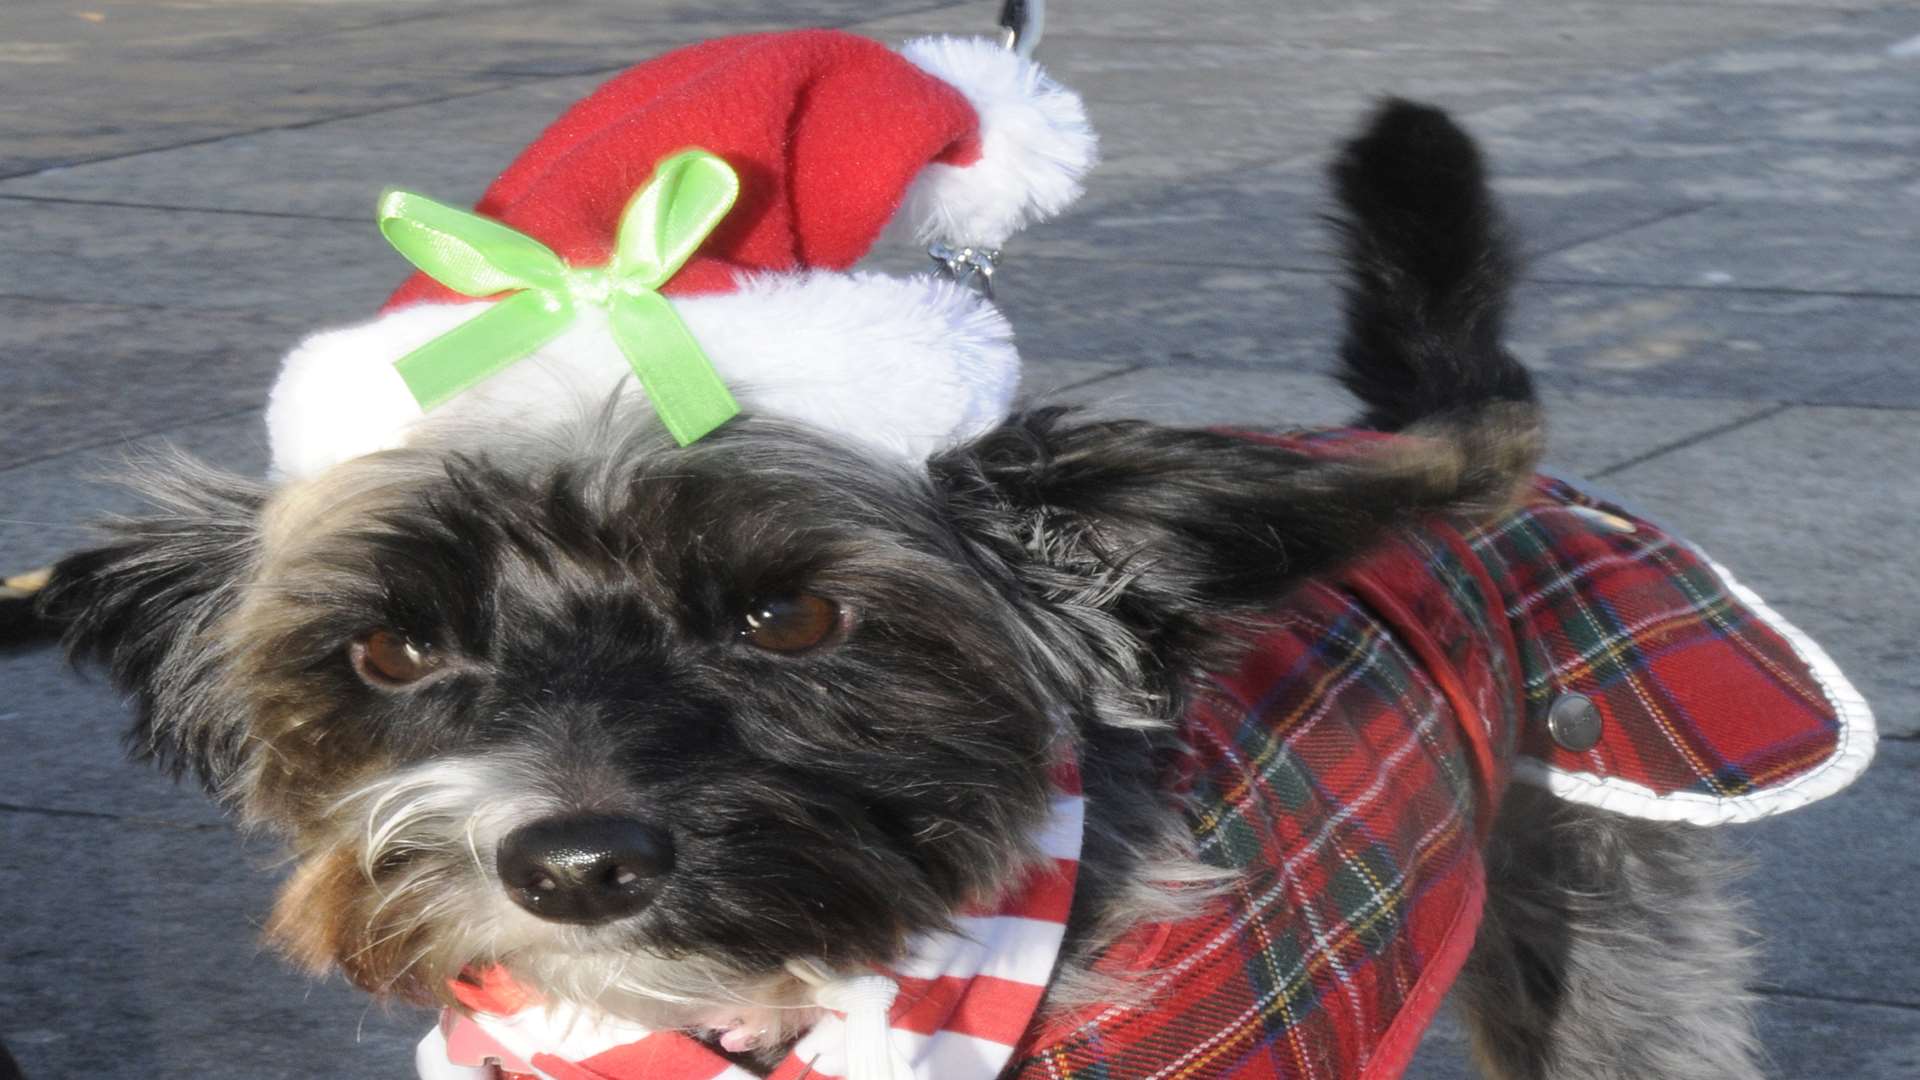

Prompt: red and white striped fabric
xmin=420 ymin=768 xmax=1085 ymax=1080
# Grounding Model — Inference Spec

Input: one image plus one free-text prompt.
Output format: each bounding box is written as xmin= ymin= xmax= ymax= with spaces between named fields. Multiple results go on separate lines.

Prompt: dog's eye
xmin=350 ymin=630 xmax=443 ymax=688
xmin=739 ymin=594 xmax=843 ymax=654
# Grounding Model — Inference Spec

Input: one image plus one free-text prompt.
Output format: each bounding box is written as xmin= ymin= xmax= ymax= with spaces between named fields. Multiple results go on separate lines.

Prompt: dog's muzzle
xmin=496 ymin=814 xmax=674 ymax=924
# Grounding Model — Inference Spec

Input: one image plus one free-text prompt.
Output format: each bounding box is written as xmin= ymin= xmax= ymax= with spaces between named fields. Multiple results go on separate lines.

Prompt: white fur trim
xmin=267 ymin=317 xmax=432 ymax=481
xmin=1511 ymin=481 xmax=1877 ymax=824
xmin=679 ymin=272 xmax=1019 ymax=456
xmin=265 ymin=272 xmax=1019 ymax=478
xmin=897 ymin=35 xmax=1097 ymax=247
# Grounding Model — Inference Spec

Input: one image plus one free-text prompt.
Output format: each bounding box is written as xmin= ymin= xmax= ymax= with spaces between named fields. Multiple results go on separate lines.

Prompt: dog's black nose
xmin=497 ymin=814 xmax=674 ymax=924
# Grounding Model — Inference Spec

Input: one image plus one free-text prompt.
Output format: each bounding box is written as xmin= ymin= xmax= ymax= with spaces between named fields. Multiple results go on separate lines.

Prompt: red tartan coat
xmin=1003 ymin=453 xmax=1874 ymax=1080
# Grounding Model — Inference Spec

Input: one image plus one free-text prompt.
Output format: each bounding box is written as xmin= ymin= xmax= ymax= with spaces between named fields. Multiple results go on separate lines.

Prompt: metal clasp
xmin=929 ymin=1 xmax=1045 ymax=297
xmin=928 ymin=242 xmax=1003 ymax=298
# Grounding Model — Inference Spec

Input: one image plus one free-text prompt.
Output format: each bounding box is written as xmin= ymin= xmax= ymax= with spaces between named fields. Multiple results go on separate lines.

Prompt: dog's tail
xmin=1328 ymin=99 xmax=1537 ymax=431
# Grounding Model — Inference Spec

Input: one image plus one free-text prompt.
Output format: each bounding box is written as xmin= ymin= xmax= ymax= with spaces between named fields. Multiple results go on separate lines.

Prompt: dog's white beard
xmin=331 ymin=754 xmax=810 ymax=1034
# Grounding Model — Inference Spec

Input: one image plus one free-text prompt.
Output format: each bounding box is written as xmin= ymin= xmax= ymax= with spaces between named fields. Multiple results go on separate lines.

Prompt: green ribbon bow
xmin=378 ymin=148 xmax=742 ymax=446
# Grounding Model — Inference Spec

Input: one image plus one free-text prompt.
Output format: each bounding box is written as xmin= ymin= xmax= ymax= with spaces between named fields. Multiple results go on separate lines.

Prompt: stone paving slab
xmin=1033 ymin=166 xmax=1705 ymax=272
xmin=1 ymin=811 xmax=425 ymax=1080
xmin=0 ymin=76 xmax=608 ymax=220
xmin=1074 ymin=100 xmax=1374 ymax=185
xmin=999 ymin=258 xmax=1341 ymax=371
xmin=1023 ymin=125 xmax=1719 ymax=248
xmin=0 ymin=58 xmax=516 ymax=180
xmin=1504 ymin=281 xmax=1915 ymax=400
xmin=1068 ymin=368 xmax=1358 ymax=431
xmin=1542 ymin=201 xmax=1920 ymax=295
xmin=999 ymin=41 xmax=1578 ymax=112
xmin=0 ymin=412 xmax=268 ymax=575
xmin=1019 ymin=357 xmax=1136 ymax=401
xmin=0 ymin=298 xmax=309 ymax=465
xmin=210 ymin=9 xmax=823 ymax=79
xmin=1750 ymin=996 xmax=1920 ymax=1080
xmin=1521 ymin=131 xmax=1920 ymax=214
xmin=1743 ymin=743 xmax=1920 ymax=1005
xmin=0 ymin=199 xmax=397 ymax=320
xmin=1 ymin=645 xmax=227 ymax=827
xmin=976 ymin=255 xmax=1914 ymax=409
xmin=1810 ymin=365 xmax=1920 ymax=408
xmin=1469 ymin=12 xmax=1920 ymax=208
xmin=6 ymin=0 xmax=473 ymax=55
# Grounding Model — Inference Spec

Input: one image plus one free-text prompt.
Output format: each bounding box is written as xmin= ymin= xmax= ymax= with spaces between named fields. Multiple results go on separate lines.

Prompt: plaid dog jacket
xmin=423 ymin=447 xmax=1874 ymax=1080
xmin=1003 ymin=456 xmax=1874 ymax=1080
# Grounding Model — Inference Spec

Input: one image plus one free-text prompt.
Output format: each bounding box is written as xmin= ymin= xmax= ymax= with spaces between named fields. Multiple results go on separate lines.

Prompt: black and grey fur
xmin=1460 ymin=784 xmax=1761 ymax=1080
xmin=34 ymin=100 xmax=1761 ymax=1078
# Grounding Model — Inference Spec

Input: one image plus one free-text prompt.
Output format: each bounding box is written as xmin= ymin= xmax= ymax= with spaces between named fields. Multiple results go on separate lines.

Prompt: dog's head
xmin=40 ymin=402 xmax=1530 ymax=1024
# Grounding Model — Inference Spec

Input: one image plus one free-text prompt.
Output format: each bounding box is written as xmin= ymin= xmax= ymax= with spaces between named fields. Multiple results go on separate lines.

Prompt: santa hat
xmin=265 ymin=30 xmax=1097 ymax=479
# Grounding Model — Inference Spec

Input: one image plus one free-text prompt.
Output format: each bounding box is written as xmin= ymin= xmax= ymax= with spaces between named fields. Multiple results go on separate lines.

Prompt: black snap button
xmin=1547 ymin=693 xmax=1603 ymax=752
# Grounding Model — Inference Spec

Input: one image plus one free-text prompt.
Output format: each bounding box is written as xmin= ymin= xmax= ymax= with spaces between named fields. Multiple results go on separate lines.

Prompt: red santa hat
xmin=265 ymin=29 xmax=1097 ymax=479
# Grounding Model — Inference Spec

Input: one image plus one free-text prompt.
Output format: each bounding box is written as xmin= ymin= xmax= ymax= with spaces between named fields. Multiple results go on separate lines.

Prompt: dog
xmin=33 ymin=98 xmax=1869 ymax=1080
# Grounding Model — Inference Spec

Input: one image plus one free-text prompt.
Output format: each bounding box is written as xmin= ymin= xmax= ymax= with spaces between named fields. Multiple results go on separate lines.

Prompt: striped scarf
xmin=421 ymin=768 xmax=1085 ymax=1080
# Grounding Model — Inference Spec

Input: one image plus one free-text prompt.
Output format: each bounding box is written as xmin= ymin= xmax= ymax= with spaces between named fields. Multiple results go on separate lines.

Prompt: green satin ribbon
xmin=378 ymin=148 xmax=742 ymax=446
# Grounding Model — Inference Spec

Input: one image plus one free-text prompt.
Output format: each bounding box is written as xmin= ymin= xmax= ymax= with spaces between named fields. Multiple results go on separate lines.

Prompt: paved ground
xmin=3 ymin=1 xmax=1917 ymax=1077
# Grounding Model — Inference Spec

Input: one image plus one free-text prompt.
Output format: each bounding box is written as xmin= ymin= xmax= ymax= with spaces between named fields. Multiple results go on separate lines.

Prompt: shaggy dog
xmin=36 ymin=101 xmax=1778 ymax=1080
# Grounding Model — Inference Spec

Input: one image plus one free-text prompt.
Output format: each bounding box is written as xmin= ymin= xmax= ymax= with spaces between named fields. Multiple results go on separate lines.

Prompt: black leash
xmin=997 ymin=0 xmax=1045 ymax=56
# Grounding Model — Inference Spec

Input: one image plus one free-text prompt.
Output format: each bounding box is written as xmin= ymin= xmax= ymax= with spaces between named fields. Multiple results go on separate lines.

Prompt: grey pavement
xmin=2 ymin=1 xmax=1917 ymax=1077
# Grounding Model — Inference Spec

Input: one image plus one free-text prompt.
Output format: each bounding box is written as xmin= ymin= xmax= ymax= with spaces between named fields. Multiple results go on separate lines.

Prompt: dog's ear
xmin=931 ymin=406 xmax=1537 ymax=638
xmin=37 ymin=454 xmax=268 ymax=791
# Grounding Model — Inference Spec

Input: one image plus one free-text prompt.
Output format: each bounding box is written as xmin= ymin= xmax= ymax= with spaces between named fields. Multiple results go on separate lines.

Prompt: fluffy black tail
xmin=1329 ymin=99 xmax=1536 ymax=431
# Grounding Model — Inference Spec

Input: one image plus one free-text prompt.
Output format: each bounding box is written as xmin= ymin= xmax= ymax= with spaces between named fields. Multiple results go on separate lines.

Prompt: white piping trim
xmin=1511 ymin=484 xmax=1876 ymax=824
